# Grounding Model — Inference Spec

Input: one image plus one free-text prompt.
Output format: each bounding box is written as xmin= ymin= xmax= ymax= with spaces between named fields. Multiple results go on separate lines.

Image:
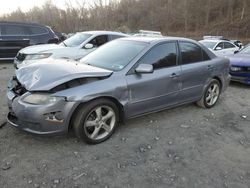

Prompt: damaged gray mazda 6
xmin=7 ymin=37 xmax=231 ymax=144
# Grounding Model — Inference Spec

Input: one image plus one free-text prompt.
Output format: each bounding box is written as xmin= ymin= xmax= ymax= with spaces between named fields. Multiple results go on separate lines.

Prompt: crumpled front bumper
xmin=6 ymin=90 xmax=78 ymax=136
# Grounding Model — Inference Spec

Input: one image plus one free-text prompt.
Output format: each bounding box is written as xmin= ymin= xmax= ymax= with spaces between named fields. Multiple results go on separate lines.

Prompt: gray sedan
xmin=7 ymin=37 xmax=230 ymax=144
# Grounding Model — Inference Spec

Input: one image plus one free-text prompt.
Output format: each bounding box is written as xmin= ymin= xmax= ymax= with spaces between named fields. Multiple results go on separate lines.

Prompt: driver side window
xmin=137 ymin=42 xmax=177 ymax=70
xmin=89 ymin=35 xmax=108 ymax=47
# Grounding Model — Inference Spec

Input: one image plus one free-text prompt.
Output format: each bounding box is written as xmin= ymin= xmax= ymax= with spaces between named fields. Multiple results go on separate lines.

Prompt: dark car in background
xmin=0 ymin=22 xmax=59 ymax=60
xmin=55 ymin=31 xmax=67 ymax=42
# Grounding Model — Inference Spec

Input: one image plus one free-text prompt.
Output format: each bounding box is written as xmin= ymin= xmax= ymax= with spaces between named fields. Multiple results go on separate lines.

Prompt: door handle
xmin=170 ymin=73 xmax=179 ymax=78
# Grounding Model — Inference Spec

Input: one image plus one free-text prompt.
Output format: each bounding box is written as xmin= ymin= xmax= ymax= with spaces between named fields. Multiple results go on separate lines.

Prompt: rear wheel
xmin=73 ymin=99 xmax=119 ymax=144
xmin=197 ymin=79 xmax=221 ymax=108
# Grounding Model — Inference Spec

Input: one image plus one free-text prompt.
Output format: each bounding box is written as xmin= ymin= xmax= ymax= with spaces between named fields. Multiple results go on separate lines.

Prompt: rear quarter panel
xmin=209 ymin=57 xmax=230 ymax=92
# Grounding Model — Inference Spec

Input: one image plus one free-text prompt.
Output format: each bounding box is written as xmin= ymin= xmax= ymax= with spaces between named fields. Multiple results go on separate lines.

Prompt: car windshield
xmin=238 ymin=45 xmax=250 ymax=54
xmin=80 ymin=40 xmax=148 ymax=71
xmin=61 ymin=33 xmax=92 ymax=47
xmin=200 ymin=41 xmax=217 ymax=49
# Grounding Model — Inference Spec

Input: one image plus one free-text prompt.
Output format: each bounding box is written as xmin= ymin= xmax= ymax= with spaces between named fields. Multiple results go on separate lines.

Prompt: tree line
xmin=1 ymin=0 xmax=250 ymax=42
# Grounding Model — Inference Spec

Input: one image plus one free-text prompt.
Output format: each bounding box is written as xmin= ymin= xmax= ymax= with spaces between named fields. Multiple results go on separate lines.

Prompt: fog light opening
xmin=44 ymin=111 xmax=64 ymax=123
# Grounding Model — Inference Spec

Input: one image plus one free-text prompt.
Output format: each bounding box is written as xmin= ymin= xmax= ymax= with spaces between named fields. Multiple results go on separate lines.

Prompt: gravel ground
xmin=0 ymin=62 xmax=250 ymax=188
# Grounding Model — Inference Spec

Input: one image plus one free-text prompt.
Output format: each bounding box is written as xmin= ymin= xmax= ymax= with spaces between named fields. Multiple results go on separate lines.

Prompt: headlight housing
xmin=230 ymin=66 xmax=242 ymax=72
xmin=22 ymin=93 xmax=62 ymax=105
xmin=25 ymin=53 xmax=52 ymax=60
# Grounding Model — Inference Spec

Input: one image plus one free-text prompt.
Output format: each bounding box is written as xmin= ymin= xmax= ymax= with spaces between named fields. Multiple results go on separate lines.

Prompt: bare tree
xmin=1 ymin=0 xmax=250 ymax=41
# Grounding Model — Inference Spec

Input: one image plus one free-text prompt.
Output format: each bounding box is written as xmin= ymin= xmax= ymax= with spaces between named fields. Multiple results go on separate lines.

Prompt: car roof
xmin=119 ymin=36 xmax=199 ymax=44
xmin=79 ymin=30 xmax=129 ymax=36
xmin=200 ymin=39 xmax=233 ymax=43
xmin=0 ymin=21 xmax=47 ymax=27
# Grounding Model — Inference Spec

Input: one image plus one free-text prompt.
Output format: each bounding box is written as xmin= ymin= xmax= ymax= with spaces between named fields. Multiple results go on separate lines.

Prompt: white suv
xmin=14 ymin=31 xmax=128 ymax=69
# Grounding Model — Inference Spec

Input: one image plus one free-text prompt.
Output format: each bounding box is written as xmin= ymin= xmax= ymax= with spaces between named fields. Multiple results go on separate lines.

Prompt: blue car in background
xmin=228 ymin=44 xmax=250 ymax=85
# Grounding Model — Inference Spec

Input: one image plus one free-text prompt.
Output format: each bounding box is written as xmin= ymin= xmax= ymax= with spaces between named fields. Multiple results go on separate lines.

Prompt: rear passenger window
xmin=30 ymin=26 xmax=48 ymax=35
xmin=2 ymin=25 xmax=28 ymax=36
xmin=180 ymin=42 xmax=203 ymax=64
xmin=138 ymin=42 xmax=177 ymax=69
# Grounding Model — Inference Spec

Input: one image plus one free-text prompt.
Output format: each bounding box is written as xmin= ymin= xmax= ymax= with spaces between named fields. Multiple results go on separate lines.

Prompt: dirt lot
xmin=0 ymin=62 xmax=250 ymax=188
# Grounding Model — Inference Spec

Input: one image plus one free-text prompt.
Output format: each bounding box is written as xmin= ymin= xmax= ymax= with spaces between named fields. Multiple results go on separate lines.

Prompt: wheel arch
xmin=212 ymin=76 xmax=223 ymax=89
xmin=200 ymin=76 xmax=223 ymax=101
xmin=68 ymin=96 xmax=125 ymax=131
xmin=197 ymin=76 xmax=222 ymax=108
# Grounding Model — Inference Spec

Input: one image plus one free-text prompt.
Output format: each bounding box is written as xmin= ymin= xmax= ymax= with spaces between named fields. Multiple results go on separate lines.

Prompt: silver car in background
xmin=7 ymin=37 xmax=230 ymax=144
xmin=14 ymin=31 xmax=128 ymax=69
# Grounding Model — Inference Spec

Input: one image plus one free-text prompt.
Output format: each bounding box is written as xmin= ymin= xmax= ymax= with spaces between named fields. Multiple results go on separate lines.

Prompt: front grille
xmin=8 ymin=76 xmax=27 ymax=96
xmin=16 ymin=53 xmax=26 ymax=61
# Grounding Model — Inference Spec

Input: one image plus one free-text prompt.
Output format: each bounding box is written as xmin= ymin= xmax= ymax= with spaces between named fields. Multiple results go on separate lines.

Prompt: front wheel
xmin=73 ymin=99 xmax=119 ymax=144
xmin=197 ymin=79 xmax=221 ymax=108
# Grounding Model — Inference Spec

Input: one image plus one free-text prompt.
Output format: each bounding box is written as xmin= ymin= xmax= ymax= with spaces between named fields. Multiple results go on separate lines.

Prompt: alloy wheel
xmin=205 ymin=83 xmax=220 ymax=106
xmin=83 ymin=105 xmax=116 ymax=140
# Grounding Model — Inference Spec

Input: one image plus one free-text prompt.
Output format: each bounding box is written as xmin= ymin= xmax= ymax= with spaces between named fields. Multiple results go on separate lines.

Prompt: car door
xmin=223 ymin=41 xmax=238 ymax=55
xmin=178 ymin=41 xmax=212 ymax=102
xmin=213 ymin=42 xmax=224 ymax=56
xmin=0 ymin=24 xmax=30 ymax=59
xmin=77 ymin=35 xmax=108 ymax=59
xmin=28 ymin=25 xmax=51 ymax=45
xmin=0 ymin=24 xmax=3 ymax=59
xmin=214 ymin=42 xmax=237 ymax=56
xmin=126 ymin=42 xmax=182 ymax=117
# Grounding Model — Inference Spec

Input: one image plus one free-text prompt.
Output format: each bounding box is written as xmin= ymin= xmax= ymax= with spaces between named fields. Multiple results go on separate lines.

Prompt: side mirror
xmin=135 ymin=64 xmax=153 ymax=74
xmin=215 ymin=47 xmax=222 ymax=51
xmin=234 ymin=50 xmax=239 ymax=54
xmin=84 ymin=43 xmax=94 ymax=49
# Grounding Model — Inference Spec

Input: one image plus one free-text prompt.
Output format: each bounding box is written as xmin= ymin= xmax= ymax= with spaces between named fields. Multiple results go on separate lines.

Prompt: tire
xmin=73 ymin=99 xmax=119 ymax=144
xmin=197 ymin=79 xmax=221 ymax=108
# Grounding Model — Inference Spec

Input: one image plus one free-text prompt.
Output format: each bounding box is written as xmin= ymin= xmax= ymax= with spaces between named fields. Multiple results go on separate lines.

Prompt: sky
xmin=0 ymin=0 xmax=93 ymax=15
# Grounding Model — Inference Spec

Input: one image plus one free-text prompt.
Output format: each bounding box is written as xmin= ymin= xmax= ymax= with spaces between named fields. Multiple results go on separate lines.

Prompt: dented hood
xmin=16 ymin=59 xmax=113 ymax=91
